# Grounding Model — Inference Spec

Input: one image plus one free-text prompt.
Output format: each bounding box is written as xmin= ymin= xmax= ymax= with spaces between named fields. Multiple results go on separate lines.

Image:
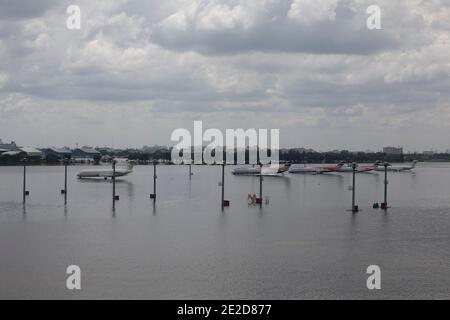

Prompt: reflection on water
xmin=0 ymin=164 xmax=449 ymax=299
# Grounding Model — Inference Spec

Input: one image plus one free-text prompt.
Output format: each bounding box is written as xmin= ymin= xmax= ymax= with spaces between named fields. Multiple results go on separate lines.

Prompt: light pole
xmin=382 ymin=162 xmax=391 ymax=210
xmin=153 ymin=161 xmax=157 ymax=204
xmin=259 ymin=163 xmax=263 ymax=209
xmin=221 ymin=163 xmax=225 ymax=211
xmin=351 ymin=162 xmax=358 ymax=213
xmin=189 ymin=163 xmax=192 ymax=179
xmin=22 ymin=157 xmax=28 ymax=203
xmin=112 ymin=159 xmax=116 ymax=209
xmin=62 ymin=158 xmax=68 ymax=204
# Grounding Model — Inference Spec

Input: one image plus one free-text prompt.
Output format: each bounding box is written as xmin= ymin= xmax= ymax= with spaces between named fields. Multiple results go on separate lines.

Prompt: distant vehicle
xmin=77 ymin=159 xmax=134 ymax=179
xmin=232 ymin=163 xmax=291 ymax=176
xmin=374 ymin=160 xmax=418 ymax=172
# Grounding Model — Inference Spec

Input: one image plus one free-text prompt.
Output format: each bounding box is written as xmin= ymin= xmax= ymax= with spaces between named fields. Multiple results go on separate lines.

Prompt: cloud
xmin=0 ymin=0 xmax=59 ymax=20
xmin=288 ymin=0 xmax=338 ymax=25
xmin=0 ymin=0 xmax=449 ymax=150
xmin=151 ymin=0 xmax=427 ymax=55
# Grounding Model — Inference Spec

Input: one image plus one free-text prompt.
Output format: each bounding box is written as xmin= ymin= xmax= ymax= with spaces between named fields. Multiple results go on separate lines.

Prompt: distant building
xmin=72 ymin=147 xmax=101 ymax=162
xmin=0 ymin=139 xmax=18 ymax=151
xmin=0 ymin=150 xmax=26 ymax=163
xmin=19 ymin=147 xmax=43 ymax=159
xmin=96 ymin=147 xmax=114 ymax=154
xmin=41 ymin=148 xmax=72 ymax=160
xmin=383 ymin=147 xmax=403 ymax=155
xmin=422 ymin=151 xmax=435 ymax=155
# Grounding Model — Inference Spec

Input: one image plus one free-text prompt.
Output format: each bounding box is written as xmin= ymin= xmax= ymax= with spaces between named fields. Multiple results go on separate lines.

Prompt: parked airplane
xmin=316 ymin=162 xmax=345 ymax=173
xmin=261 ymin=163 xmax=291 ymax=176
xmin=339 ymin=163 xmax=377 ymax=173
xmin=77 ymin=159 xmax=134 ymax=179
xmin=374 ymin=160 xmax=418 ymax=172
xmin=288 ymin=162 xmax=345 ymax=174
xmin=232 ymin=163 xmax=291 ymax=176
xmin=231 ymin=166 xmax=261 ymax=175
xmin=288 ymin=164 xmax=320 ymax=174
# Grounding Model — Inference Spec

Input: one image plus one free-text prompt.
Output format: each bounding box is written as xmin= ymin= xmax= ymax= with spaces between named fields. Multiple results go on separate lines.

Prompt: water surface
xmin=0 ymin=163 xmax=449 ymax=299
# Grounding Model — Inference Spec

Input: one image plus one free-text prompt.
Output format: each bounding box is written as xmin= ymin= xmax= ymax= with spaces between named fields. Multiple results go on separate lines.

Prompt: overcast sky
xmin=0 ymin=0 xmax=449 ymax=151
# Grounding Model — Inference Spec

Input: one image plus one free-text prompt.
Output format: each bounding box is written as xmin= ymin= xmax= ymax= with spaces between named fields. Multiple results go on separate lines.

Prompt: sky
xmin=0 ymin=0 xmax=449 ymax=151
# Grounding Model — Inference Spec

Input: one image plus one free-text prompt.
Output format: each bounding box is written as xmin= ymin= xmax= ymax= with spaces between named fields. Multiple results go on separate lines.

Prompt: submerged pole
xmin=351 ymin=162 xmax=358 ymax=213
xmin=153 ymin=161 xmax=157 ymax=204
xmin=112 ymin=160 xmax=116 ymax=209
xmin=259 ymin=163 xmax=263 ymax=208
xmin=189 ymin=163 xmax=192 ymax=179
xmin=383 ymin=162 xmax=389 ymax=210
xmin=22 ymin=158 xmax=27 ymax=203
xmin=64 ymin=159 xmax=68 ymax=204
xmin=221 ymin=163 xmax=225 ymax=211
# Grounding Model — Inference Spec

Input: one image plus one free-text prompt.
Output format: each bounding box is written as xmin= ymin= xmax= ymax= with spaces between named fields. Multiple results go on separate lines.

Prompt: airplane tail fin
xmin=411 ymin=160 xmax=418 ymax=168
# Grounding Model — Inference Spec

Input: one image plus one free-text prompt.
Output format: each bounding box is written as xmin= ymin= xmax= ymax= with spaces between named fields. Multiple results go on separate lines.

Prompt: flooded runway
xmin=0 ymin=163 xmax=449 ymax=299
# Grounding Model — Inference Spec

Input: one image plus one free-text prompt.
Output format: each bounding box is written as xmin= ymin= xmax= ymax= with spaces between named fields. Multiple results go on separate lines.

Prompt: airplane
xmin=231 ymin=165 xmax=261 ymax=175
xmin=356 ymin=163 xmax=377 ymax=172
xmin=288 ymin=162 xmax=345 ymax=174
xmin=232 ymin=163 xmax=291 ymax=176
xmin=316 ymin=162 xmax=345 ymax=173
xmin=77 ymin=159 xmax=134 ymax=179
xmin=338 ymin=163 xmax=377 ymax=173
xmin=374 ymin=160 xmax=418 ymax=172
xmin=288 ymin=164 xmax=320 ymax=174
xmin=261 ymin=163 xmax=291 ymax=176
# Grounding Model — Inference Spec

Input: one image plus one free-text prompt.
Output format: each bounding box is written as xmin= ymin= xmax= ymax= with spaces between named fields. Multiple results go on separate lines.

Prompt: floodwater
xmin=0 ymin=163 xmax=449 ymax=299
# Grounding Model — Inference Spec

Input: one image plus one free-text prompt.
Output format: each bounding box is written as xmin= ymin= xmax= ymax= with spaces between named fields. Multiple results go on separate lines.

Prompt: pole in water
xmin=351 ymin=162 xmax=358 ymax=213
xmin=259 ymin=163 xmax=263 ymax=208
xmin=221 ymin=163 xmax=225 ymax=211
xmin=61 ymin=159 xmax=68 ymax=204
xmin=189 ymin=163 xmax=192 ymax=179
xmin=22 ymin=158 xmax=27 ymax=203
xmin=153 ymin=161 xmax=157 ymax=204
xmin=112 ymin=160 xmax=116 ymax=209
xmin=64 ymin=160 xmax=68 ymax=204
xmin=382 ymin=162 xmax=390 ymax=210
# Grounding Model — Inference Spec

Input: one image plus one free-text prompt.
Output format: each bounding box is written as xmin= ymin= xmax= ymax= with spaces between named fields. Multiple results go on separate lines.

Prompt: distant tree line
xmin=279 ymin=150 xmax=404 ymax=164
xmin=2 ymin=147 xmax=450 ymax=165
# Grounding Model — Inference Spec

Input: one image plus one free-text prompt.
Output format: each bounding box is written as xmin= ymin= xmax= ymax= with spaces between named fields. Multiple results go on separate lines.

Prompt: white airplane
xmin=289 ymin=162 xmax=346 ymax=174
xmin=338 ymin=163 xmax=377 ymax=173
xmin=288 ymin=164 xmax=319 ymax=174
xmin=232 ymin=163 xmax=291 ymax=176
xmin=231 ymin=165 xmax=261 ymax=175
xmin=374 ymin=160 xmax=418 ymax=172
xmin=261 ymin=163 xmax=291 ymax=176
xmin=77 ymin=160 xmax=134 ymax=179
